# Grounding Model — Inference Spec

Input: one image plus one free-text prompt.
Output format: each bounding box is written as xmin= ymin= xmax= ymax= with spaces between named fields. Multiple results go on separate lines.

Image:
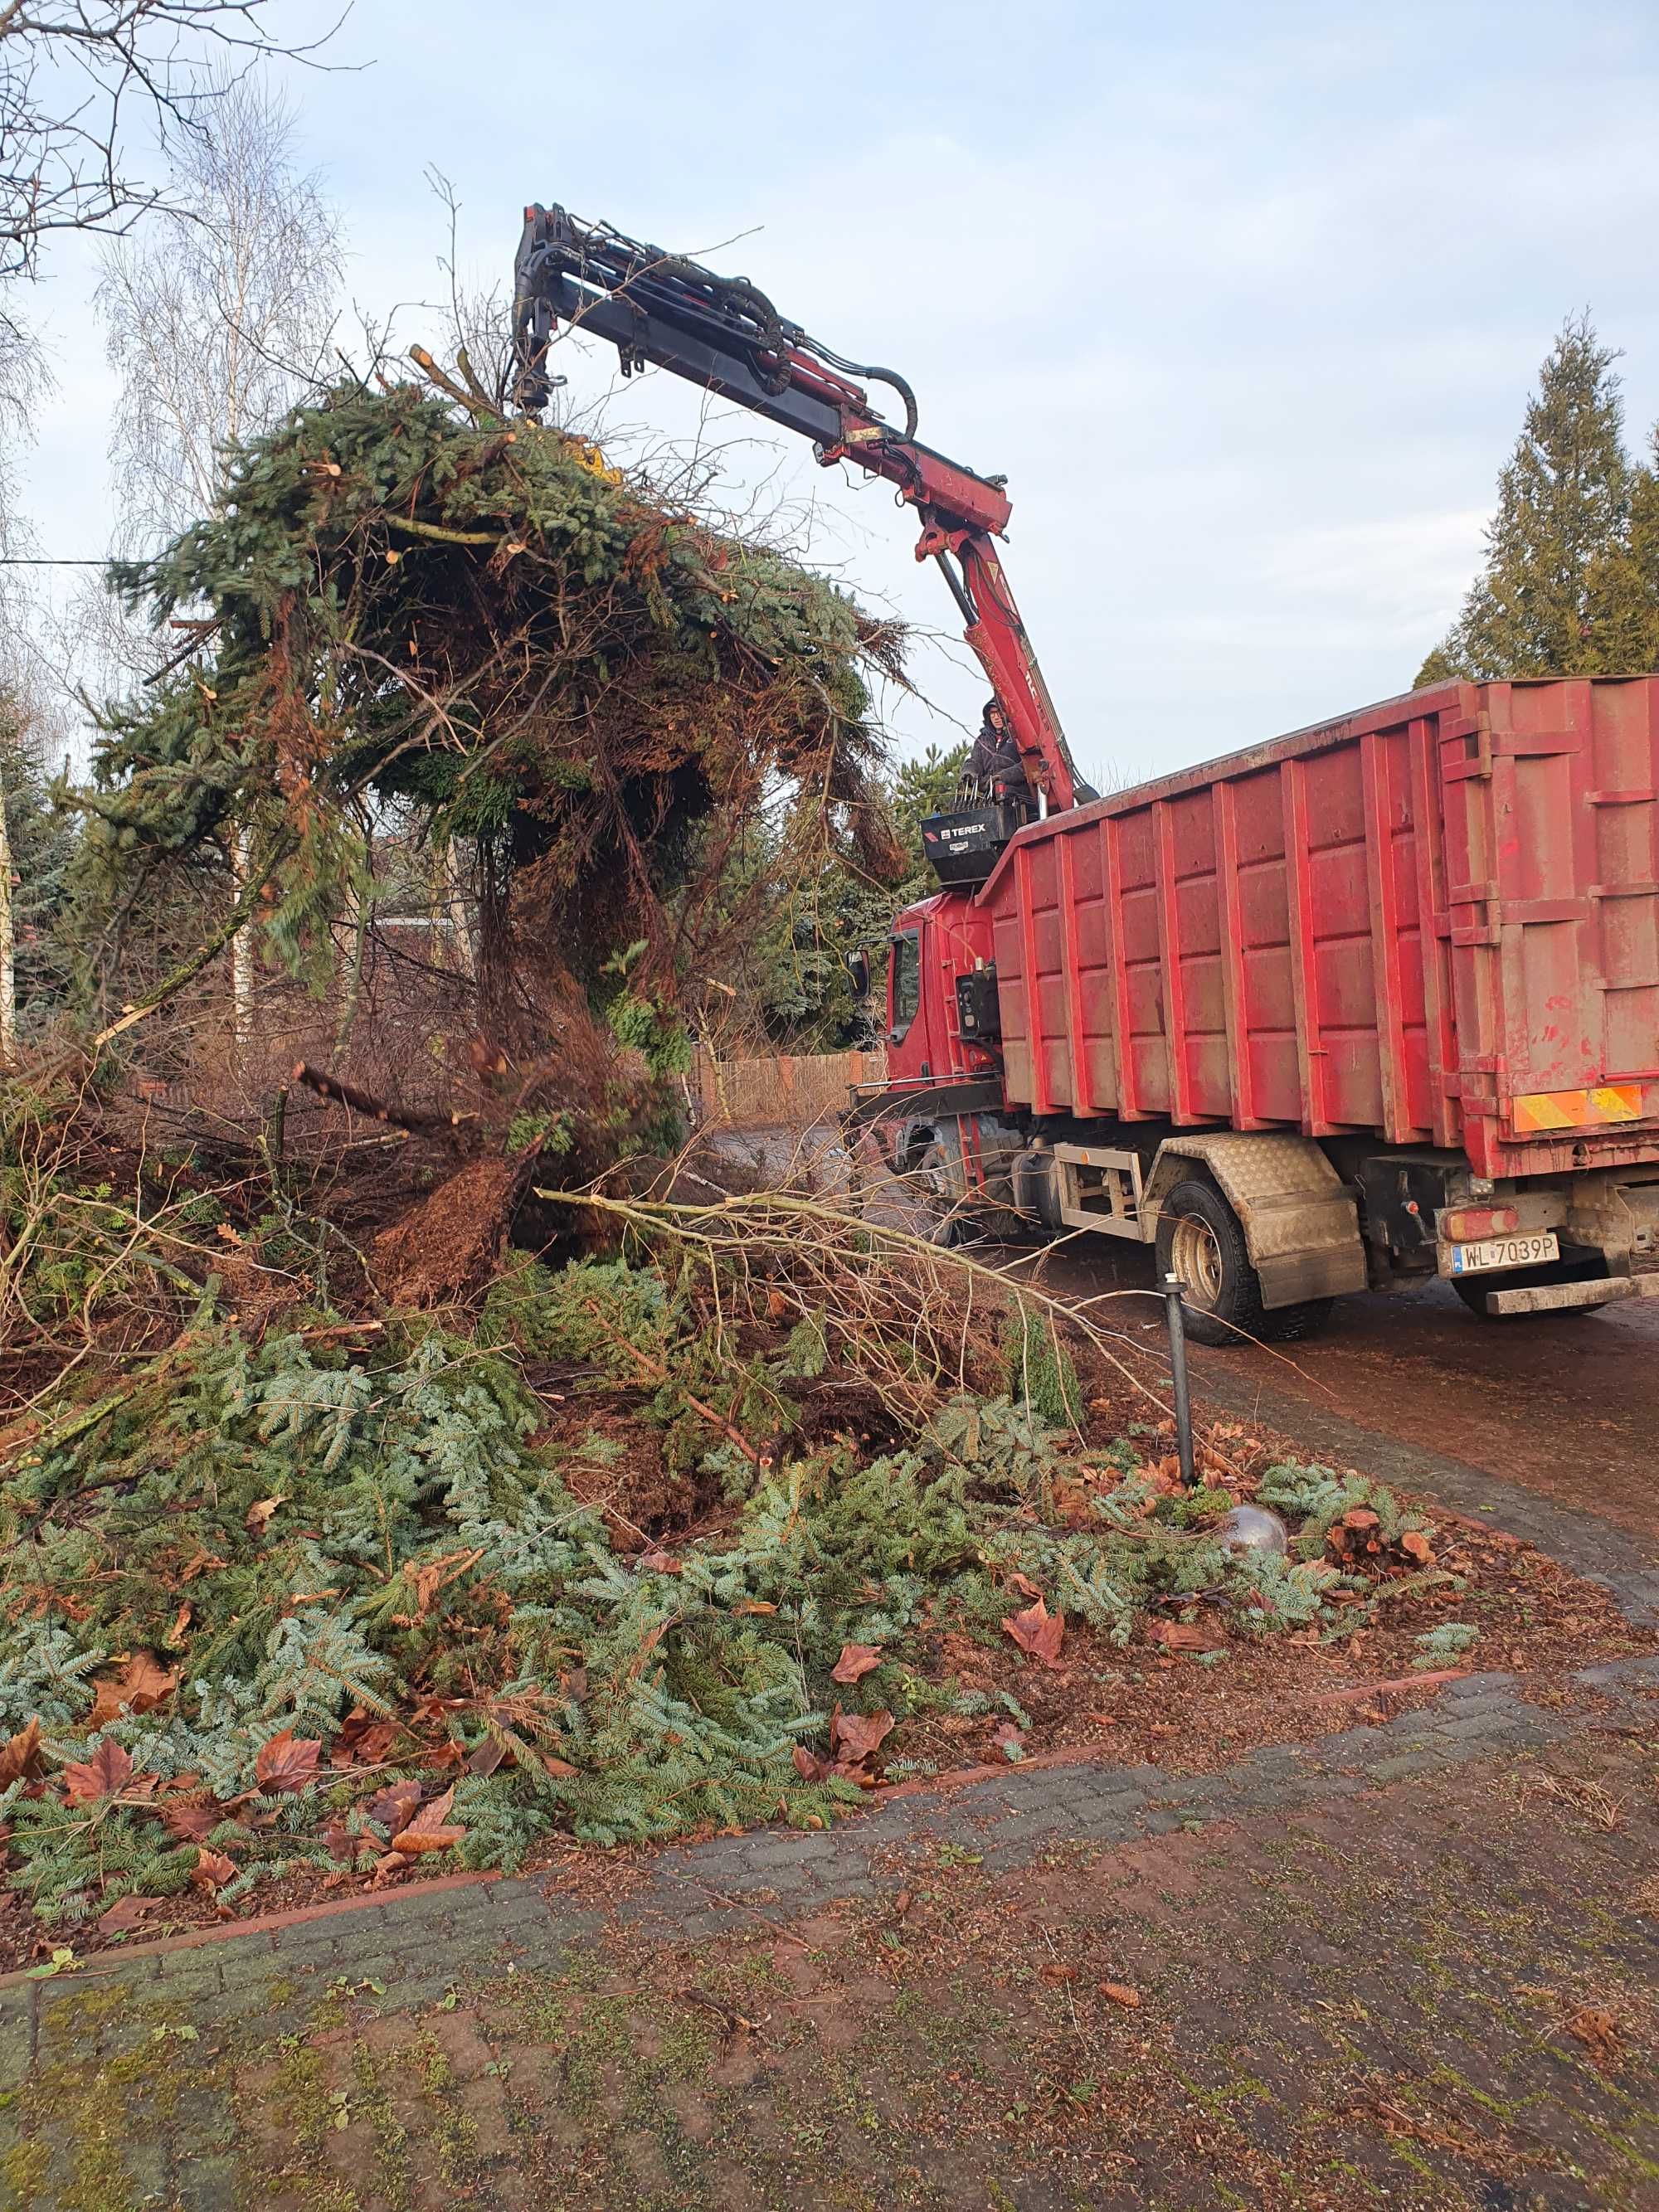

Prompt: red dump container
xmin=983 ymin=676 xmax=1659 ymax=1181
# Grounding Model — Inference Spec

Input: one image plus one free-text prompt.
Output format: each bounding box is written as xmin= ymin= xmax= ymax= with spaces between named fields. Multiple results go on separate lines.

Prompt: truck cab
xmin=884 ymin=891 xmax=995 ymax=1089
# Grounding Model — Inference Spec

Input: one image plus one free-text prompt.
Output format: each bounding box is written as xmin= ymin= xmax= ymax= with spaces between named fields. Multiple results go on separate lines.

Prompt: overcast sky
xmin=16 ymin=0 xmax=1659 ymax=788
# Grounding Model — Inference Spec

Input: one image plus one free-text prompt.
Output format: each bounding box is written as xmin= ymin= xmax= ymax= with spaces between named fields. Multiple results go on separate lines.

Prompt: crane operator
xmin=958 ymin=698 xmax=1034 ymax=819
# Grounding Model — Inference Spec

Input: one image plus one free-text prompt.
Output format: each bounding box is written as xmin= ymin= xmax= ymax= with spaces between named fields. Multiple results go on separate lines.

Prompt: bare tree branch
xmin=0 ymin=1 xmax=346 ymax=285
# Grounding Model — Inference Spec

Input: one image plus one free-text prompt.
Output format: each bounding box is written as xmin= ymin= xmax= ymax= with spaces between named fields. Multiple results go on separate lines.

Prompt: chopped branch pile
xmin=75 ymin=370 xmax=904 ymax=1028
xmin=2 ymin=1137 xmax=1623 ymax=1939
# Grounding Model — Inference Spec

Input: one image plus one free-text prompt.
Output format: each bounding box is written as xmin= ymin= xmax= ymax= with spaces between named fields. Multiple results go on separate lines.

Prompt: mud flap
xmin=1143 ymin=1134 xmax=1366 ymax=1310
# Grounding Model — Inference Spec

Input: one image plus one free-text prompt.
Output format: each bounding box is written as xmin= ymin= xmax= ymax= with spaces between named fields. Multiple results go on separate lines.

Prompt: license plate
xmin=1449 ymin=1231 xmax=1559 ymax=1276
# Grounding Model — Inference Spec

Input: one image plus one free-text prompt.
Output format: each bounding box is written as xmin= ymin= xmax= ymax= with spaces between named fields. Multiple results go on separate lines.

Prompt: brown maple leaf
xmin=97 ymin=1894 xmax=162 ymax=1938
xmin=89 ymin=1653 xmax=178 ymax=1729
xmin=192 ymin=1848 xmax=236 ymax=1894
xmin=829 ymin=1707 xmax=894 ymax=1772
xmin=1001 ymin=1596 xmax=1065 ymax=1668
xmin=61 ymin=1736 xmax=134 ymax=1804
xmin=366 ymin=1777 xmax=424 ymax=1833
xmin=1148 ymin=1619 xmax=1210 ymax=1654
xmin=830 ymin=1643 xmax=883 ymax=1685
xmin=391 ymin=1784 xmax=466 ymax=1856
xmin=159 ymin=1796 xmax=224 ymax=1845
xmin=0 ymin=1719 xmax=45 ymax=1788
xmin=254 ymin=1730 xmax=321 ymax=1794
xmin=323 ymin=1819 xmax=358 ymax=1863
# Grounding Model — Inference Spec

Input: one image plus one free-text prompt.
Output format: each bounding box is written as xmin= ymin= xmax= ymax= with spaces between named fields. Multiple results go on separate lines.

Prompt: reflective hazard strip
xmin=1511 ymin=1083 xmax=1642 ymax=1132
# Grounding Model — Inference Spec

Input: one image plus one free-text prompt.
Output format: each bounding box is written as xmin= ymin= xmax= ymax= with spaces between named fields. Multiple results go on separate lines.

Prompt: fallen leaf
xmin=0 ymin=1719 xmax=45 ymax=1787
xmin=1001 ymin=1596 xmax=1065 ymax=1668
xmin=98 ymin=1894 xmax=162 ymax=1937
xmin=159 ymin=1797 xmax=223 ymax=1845
xmin=391 ymin=1785 xmax=466 ymax=1857
xmin=323 ymin=1819 xmax=358 ymax=1863
xmin=330 ymin=1718 xmax=397 ymax=1769
xmin=791 ymin=1743 xmax=831 ymax=1783
xmin=1148 ymin=1620 xmax=1209 ymax=1654
xmin=61 ymin=1736 xmax=134 ymax=1804
xmin=1005 ymin=1572 xmax=1043 ymax=1600
xmin=1563 ymin=2005 xmax=1622 ymax=2064
xmin=366 ymin=1778 xmax=424 ymax=1832
xmin=829 ymin=1707 xmax=894 ymax=1770
xmin=245 ymin=1496 xmax=285 ymax=1535
xmin=830 ymin=1643 xmax=883 ymax=1686
xmin=163 ymin=1602 xmax=192 ymax=1649
xmin=465 ymin=1737 xmax=507 ymax=1778
xmin=192 ymin=1848 xmax=236 ymax=1894
xmin=639 ymin=1549 xmax=683 ymax=1574
xmin=255 ymin=1731 xmax=321 ymax=1795
xmin=992 ymin=1722 xmax=1027 ymax=1762
xmin=89 ymin=1653 xmax=178 ymax=1729
xmin=1099 ymin=1981 xmax=1141 ymax=2008
xmin=731 ymin=1600 xmax=776 ymax=1616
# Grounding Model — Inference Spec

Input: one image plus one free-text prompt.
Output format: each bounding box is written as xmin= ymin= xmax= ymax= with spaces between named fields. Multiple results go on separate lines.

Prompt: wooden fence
xmin=689 ymin=1044 xmax=886 ymax=1129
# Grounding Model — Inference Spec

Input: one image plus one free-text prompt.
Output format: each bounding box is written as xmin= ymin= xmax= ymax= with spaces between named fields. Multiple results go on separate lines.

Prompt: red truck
xmin=513 ymin=203 xmax=1659 ymax=1337
xmin=866 ymin=674 xmax=1659 ymax=1337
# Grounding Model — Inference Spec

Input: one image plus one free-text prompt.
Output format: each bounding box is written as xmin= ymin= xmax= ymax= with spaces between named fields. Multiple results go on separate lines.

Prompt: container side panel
xmin=1117 ymin=811 xmax=1170 ymax=1112
xmin=1172 ymin=789 xmax=1228 ymax=1117
xmin=1229 ymin=770 xmax=1298 ymax=1123
xmin=1588 ymin=681 xmax=1659 ymax=1085
xmin=1382 ymin=728 xmax=1435 ymax=1136
xmin=991 ymin=894 xmax=1032 ymax=1106
xmin=1304 ymin=747 xmax=1381 ymax=1128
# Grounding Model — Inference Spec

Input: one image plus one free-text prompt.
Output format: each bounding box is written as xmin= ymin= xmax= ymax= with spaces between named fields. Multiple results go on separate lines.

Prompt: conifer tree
xmin=1418 ymin=315 xmax=1659 ymax=683
xmin=1632 ymin=427 xmax=1659 ymax=669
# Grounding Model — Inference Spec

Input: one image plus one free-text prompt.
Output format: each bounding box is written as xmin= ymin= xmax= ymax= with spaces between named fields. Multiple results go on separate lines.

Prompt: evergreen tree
xmin=0 ymin=693 xmax=75 ymax=1051
xmin=718 ymin=741 xmax=971 ymax=1052
xmin=1632 ymin=426 xmax=1659 ymax=668
xmin=1418 ymin=314 xmax=1659 ymax=683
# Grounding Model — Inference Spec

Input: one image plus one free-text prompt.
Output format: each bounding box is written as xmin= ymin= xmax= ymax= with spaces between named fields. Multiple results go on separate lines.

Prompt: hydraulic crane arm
xmin=513 ymin=202 xmax=1090 ymax=814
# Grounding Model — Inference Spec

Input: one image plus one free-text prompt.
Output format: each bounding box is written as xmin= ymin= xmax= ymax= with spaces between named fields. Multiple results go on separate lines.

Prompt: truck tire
xmin=1155 ymin=1178 xmax=1331 ymax=1346
xmin=1451 ymin=1252 xmax=1612 ymax=1319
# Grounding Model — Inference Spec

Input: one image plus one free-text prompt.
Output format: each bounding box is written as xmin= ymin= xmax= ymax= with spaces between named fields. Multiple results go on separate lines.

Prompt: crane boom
xmin=512 ymin=202 xmax=1088 ymax=815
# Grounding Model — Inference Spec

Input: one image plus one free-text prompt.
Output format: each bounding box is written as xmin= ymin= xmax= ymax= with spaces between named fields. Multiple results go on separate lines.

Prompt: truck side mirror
xmin=844 ymin=949 xmax=871 ymax=999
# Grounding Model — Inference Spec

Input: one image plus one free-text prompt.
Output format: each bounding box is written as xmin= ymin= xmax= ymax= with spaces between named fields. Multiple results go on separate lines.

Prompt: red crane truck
xmin=513 ymin=205 xmax=1659 ymax=1339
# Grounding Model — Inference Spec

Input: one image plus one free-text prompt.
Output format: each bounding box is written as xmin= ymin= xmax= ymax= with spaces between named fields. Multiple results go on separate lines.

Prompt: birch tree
xmin=94 ymin=66 xmax=342 ymax=1048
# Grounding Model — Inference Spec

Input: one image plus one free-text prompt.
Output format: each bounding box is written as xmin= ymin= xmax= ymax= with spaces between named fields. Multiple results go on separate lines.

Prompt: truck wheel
xmin=1155 ymin=1178 xmax=1331 ymax=1346
xmin=1155 ymin=1179 xmax=1264 ymax=1346
xmin=1452 ymin=1253 xmax=1611 ymax=1319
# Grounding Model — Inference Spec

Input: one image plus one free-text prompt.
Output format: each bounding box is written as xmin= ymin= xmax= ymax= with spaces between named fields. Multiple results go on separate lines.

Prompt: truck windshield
xmin=890 ymin=931 xmax=921 ymax=1037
